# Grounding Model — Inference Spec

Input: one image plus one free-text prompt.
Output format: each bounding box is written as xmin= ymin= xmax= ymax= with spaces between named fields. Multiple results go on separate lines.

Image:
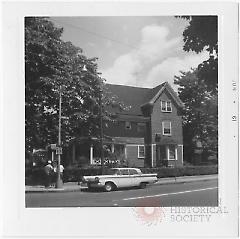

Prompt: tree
xmin=179 ymin=16 xmax=218 ymax=93
xmin=174 ymin=16 xmax=218 ymax=163
xmin=25 ymin=17 xmax=124 ymax=154
xmin=174 ymin=70 xmax=218 ymax=163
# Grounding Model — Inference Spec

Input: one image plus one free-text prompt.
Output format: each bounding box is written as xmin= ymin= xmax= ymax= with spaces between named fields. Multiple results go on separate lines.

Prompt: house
xmin=65 ymin=81 xmax=184 ymax=168
xmin=103 ymin=81 xmax=184 ymax=168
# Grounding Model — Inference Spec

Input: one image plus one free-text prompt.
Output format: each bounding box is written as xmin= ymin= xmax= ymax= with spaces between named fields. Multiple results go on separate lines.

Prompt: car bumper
xmin=87 ymin=182 xmax=105 ymax=188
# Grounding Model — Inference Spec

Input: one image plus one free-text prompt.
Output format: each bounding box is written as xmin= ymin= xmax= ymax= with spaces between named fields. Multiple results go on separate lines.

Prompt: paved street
xmin=26 ymin=179 xmax=218 ymax=207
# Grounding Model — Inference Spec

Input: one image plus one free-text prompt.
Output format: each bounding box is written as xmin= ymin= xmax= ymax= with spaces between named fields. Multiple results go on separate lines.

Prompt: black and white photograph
xmin=2 ymin=1 xmax=238 ymax=238
xmin=25 ymin=15 xmax=219 ymax=208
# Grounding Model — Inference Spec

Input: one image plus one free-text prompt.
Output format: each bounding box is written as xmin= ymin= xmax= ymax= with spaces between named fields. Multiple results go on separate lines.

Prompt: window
xmin=168 ymin=145 xmax=176 ymax=160
xmin=161 ymin=101 xmax=172 ymax=112
xmin=161 ymin=100 xmax=166 ymax=111
xmin=120 ymin=169 xmax=129 ymax=175
xmin=162 ymin=121 xmax=171 ymax=135
xmin=138 ymin=145 xmax=145 ymax=158
xmin=129 ymin=169 xmax=139 ymax=175
xmin=166 ymin=102 xmax=172 ymax=112
xmin=125 ymin=121 xmax=131 ymax=130
xmin=105 ymin=169 xmax=120 ymax=175
xmin=137 ymin=123 xmax=145 ymax=132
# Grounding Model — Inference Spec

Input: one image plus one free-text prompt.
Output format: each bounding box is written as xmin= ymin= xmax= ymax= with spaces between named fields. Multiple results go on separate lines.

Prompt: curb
xmin=25 ymin=175 xmax=217 ymax=193
xmin=25 ymin=187 xmax=84 ymax=193
xmin=153 ymin=176 xmax=217 ymax=186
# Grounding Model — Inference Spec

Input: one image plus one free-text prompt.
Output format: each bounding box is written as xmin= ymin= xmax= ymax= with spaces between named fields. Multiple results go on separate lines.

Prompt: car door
xmin=117 ymin=169 xmax=131 ymax=188
xmin=129 ymin=169 xmax=140 ymax=186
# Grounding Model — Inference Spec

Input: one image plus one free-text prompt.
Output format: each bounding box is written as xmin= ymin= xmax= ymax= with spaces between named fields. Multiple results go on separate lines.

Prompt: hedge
xmin=140 ymin=165 xmax=218 ymax=178
xmin=26 ymin=165 xmax=218 ymax=185
xmin=25 ymin=166 xmax=103 ymax=185
xmin=25 ymin=167 xmax=47 ymax=185
xmin=63 ymin=167 xmax=102 ymax=183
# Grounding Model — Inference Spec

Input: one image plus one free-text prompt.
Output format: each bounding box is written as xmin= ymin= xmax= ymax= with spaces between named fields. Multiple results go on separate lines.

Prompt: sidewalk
xmin=156 ymin=174 xmax=217 ymax=185
xmin=25 ymin=174 xmax=218 ymax=193
xmin=25 ymin=182 xmax=83 ymax=193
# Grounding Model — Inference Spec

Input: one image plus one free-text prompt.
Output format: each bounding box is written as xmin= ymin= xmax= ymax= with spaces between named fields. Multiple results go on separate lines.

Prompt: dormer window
xmin=161 ymin=101 xmax=172 ymax=112
xmin=125 ymin=121 xmax=131 ymax=130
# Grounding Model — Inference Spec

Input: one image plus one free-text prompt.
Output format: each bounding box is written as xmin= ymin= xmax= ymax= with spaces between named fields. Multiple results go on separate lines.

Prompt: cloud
xmin=105 ymin=40 xmax=113 ymax=48
xmin=137 ymin=25 xmax=181 ymax=62
xmin=86 ymin=42 xmax=96 ymax=47
xmin=145 ymin=52 xmax=209 ymax=90
xmin=102 ymin=24 xmax=208 ymax=89
xmin=102 ymin=54 xmax=141 ymax=85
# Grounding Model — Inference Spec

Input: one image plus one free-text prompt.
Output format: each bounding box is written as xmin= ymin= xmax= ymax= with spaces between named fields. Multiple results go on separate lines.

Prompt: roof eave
xmin=149 ymin=82 xmax=184 ymax=108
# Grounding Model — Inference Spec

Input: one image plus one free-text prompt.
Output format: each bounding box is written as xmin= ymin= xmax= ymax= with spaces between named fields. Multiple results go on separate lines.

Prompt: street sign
xmin=51 ymin=144 xmax=57 ymax=150
xmin=56 ymin=147 xmax=63 ymax=155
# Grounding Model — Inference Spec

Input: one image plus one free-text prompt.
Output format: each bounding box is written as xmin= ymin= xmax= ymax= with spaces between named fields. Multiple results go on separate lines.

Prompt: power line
xmin=53 ymin=19 xmax=139 ymax=50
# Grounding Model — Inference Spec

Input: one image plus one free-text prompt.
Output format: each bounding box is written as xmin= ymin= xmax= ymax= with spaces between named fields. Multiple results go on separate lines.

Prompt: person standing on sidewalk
xmin=59 ymin=164 xmax=64 ymax=182
xmin=44 ymin=160 xmax=53 ymax=188
xmin=53 ymin=162 xmax=64 ymax=185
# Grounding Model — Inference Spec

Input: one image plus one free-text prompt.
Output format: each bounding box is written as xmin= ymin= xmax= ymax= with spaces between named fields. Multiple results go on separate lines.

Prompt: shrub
xmin=25 ymin=165 xmax=218 ymax=184
xmin=25 ymin=167 xmax=46 ymax=185
xmin=141 ymin=165 xmax=218 ymax=178
xmin=62 ymin=166 xmax=103 ymax=183
xmin=62 ymin=165 xmax=218 ymax=182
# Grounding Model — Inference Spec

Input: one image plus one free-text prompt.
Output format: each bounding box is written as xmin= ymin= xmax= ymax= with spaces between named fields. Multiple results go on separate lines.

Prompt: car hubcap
xmin=106 ymin=184 xmax=112 ymax=191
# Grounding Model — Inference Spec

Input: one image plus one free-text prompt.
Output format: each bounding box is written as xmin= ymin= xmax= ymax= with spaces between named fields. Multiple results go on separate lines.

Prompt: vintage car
xmin=82 ymin=168 xmax=158 ymax=192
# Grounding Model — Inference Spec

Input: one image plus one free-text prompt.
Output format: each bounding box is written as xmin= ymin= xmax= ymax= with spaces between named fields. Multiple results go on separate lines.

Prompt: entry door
xmin=156 ymin=145 xmax=161 ymax=167
xmin=156 ymin=145 xmax=167 ymax=167
xmin=160 ymin=145 xmax=167 ymax=160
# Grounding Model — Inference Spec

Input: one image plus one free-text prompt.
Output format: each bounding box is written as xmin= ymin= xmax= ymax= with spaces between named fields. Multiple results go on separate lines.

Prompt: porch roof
xmin=69 ymin=136 xmax=145 ymax=145
xmin=115 ymin=114 xmax=150 ymax=122
xmin=70 ymin=135 xmax=113 ymax=144
xmin=110 ymin=137 xmax=145 ymax=145
xmin=157 ymin=137 xmax=178 ymax=145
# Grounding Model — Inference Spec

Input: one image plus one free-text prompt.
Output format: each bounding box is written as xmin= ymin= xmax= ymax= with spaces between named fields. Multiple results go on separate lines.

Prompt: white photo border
xmin=2 ymin=1 xmax=239 ymax=237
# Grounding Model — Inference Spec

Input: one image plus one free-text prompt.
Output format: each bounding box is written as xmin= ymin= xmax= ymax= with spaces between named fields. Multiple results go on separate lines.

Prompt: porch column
xmin=175 ymin=146 xmax=178 ymax=161
xmin=124 ymin=145 xmax=127 ymax=158
xmin=111 ymin=144 xmax=114 ymax=153
xmin=51 ymin=151 xmax=54 ymax=162
xmin=72 ymin=143 xmax=76 ymax=164
xmin=90 ymin=144 xmax=93 ymax=165
xmin=166 ymin=146 xmax=169 ymax=160
xmin=151 ymin=144 xmax=153 ymax=168
xmin=179 ymin=145 xmax=183 ymax=165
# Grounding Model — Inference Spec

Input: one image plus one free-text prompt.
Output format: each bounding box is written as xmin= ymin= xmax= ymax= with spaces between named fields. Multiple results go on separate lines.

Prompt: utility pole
xmin=99 ymin=89 xmax=104 ymax=174
xmin=56 ymin=85 xmax=63 ymax=188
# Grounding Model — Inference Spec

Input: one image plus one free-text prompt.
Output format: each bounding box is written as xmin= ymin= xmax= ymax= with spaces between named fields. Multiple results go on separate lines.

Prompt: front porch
xmin=63 ymin=136 xmax=183 ymax=168
xmin=67 ymin=136 xmax=127 ymax=167
xmin=155 ymin=143 xmax=183 ymax=167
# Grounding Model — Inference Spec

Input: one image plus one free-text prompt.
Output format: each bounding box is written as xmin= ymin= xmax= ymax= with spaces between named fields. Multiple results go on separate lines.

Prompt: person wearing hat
xmin=44 ymin=160 xmax=53 ymax=188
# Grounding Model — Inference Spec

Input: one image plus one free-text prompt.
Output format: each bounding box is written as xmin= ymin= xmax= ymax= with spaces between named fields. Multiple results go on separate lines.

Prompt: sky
xmin=51 ymin=16 xmax=208 ymax=90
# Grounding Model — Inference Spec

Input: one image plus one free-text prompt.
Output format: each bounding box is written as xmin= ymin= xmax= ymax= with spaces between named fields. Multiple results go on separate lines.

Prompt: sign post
xmin=56 ymin=86 xmax=63 ymax=188
xmin=56 ymin=147 xmax=62 ymax=155
xmin=51 ymin=144 xmax=57 ymax=162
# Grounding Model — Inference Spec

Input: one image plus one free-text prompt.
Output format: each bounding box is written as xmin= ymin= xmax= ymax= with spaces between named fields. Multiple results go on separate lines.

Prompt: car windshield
xmin=104 ymin=169 xmax=119 ymax=175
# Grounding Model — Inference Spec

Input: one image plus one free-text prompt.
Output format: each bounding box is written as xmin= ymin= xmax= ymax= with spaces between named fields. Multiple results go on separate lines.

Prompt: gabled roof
xmin=106 ymin=82 xmax=183 ymax=116
xmin=106 ymin=84 xmax=151 ymax=116
xmin=144 ymin=82 xmax=165 ymax=103
xmin=141 ymin=82 xmax=184 ymax=108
